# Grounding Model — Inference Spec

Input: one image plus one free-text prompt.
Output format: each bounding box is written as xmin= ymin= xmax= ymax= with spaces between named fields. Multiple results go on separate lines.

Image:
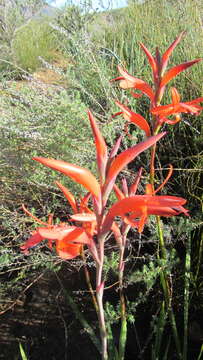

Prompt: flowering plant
xmin=21 ymin=32 xmax=202 ymax=359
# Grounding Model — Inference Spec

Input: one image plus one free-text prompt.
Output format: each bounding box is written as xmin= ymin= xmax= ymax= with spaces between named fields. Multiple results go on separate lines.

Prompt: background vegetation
xmin=0 ymin=0 xmax=202 ymax=358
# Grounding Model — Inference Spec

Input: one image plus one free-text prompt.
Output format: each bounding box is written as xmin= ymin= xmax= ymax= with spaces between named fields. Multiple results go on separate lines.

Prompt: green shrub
xmin=12 ymin=20 xmax=58 ymax=71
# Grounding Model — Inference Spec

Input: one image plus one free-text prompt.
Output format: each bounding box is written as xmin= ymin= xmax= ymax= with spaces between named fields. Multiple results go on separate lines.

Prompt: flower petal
xmin=56 ymin=241 xmax=82 ymax=260
xmin=38 ymin=226 xmax=75 ymax=240
xmin=139 ymin=42 xmax=158 ymax=82
xmin=70 ymin=213 xmax=96 ymax=222
xmin=105 ymin=133 xmax=165 ymax=194
xmin=55 ymin=181 xmax=78 ymax=213
xmin=88 ymin=110 xmax=108 ymax=181
xmin=171 ymin=87 xmax=181 ymax=105
xmin=113 ymin=184 xmax=125 ymax=200
xmin=33 ymin=157 xmax=101 ymax=198
xmin=117 ymin=66 xmax=154 ymax=100
xmin=161 ymin=59 xmax=202 ymax=87
xmin=102 ymin=195 xmax=187 ymax=234
xmin=129 ymin=167 xmax=143 ymax=195
xmin=60 ymin=227 xmax=91 ymax=244
xmin=115 ymin=101 xmax=151 ymax=136
xmin=161 ymin=31 xmax=186 ymax=74
xmin=20 ymin=231 xmax=43 ymax=252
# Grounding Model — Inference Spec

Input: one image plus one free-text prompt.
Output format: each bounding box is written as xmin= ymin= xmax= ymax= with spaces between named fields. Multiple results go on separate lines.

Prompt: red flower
xmin=20 ymin=204 xmax=92 ymax=260
xmin=102 ymin=194 xmax=188 ymax=234
xmin=151 ymin=87 xmax=203 ymax=124
xmin=114 ymin=100 xmax=151 ymax=137
xmin=21 ymin=223 xmax=91 ymax=260
xmin=33 ymin=157 xmax=101 ymax=199
xmin=111 ymin=65 xmax=154 ymax=101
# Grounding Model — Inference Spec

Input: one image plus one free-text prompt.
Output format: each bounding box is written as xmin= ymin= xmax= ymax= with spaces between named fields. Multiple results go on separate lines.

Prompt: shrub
xmin=12 ymin=20 xmax=58 ymax=71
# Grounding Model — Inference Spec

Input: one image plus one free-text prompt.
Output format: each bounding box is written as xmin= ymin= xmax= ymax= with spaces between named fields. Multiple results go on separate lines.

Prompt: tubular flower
xmin=55 ymin=181 xmax=97 ymax=238
xmin=139 ymin=32 xmax=202 ymax=102
xmin=109 ymin=166 xmax=188 ymax=234
xmin=21 ymin=199 xmax=93 ymax=260
xmin=102 ymin=195 xmax=189 ymax=234
xmin=151 ymin=87 xmax=203 ymax=124
xmin=111 ymin=32 xmax=202 ymax=110
xmin=88 ymin=110 xmax=108 ymax=183
xmin=103 ymin=132 xmax=165 ymax=201
xmin=114 ymin=101 xmax=151 ymax=137
xmin=111 ymin=65 xmax=154 ymax=101
xmin=21 ymin=222 xmax=91 ymax=260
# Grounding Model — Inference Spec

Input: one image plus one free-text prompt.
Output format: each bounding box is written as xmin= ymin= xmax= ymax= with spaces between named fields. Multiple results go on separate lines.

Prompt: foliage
xmin=0 ymin=0 xmax=45 ymax=45
xmin=11 ymin=20 xmax=58 ymax=71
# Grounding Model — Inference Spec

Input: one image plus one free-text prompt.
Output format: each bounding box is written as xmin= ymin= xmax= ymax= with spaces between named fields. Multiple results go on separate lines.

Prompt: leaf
xmin=19 ymin=343 xmax=28 ymax=360
xmin=33 ymin=157 xmax=101 ymax=198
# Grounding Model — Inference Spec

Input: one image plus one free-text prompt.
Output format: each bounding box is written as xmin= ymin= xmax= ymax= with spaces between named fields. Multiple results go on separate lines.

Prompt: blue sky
xmin=49 ymin=0 xmax=127 ymax=10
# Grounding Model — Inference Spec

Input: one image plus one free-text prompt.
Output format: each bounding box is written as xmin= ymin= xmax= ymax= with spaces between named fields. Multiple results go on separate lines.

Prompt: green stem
xmin=183 ymin=232 xmax=191 ymax=360
xmin=150 ymin=119 xmax=182 ymax=359
xmin=156 ymin=217 xmax=182 ymax=359
xmin=118 ymin=245 xmax=127 ymax=360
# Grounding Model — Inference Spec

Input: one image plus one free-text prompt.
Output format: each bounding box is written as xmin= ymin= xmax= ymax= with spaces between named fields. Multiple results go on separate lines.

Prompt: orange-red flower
xmin=21 ymin=223 xmax=91 ymax=260
xmin=111 ymin=32 xmax=202 ymax=109
xmin=151 ymin=87 xmax=203 ymax=124
xmin=102 ymin=194 xmax=188 ymax=234
xmin=111 ymin=65 xmax=155 ymax=101
xmin=20 ymin=201 xmax=93 ymax=260
xmin=113 ymin=100 xmax=151 ymax=137
xmin=103 ymin=132 xmax=166 ymax=201
xmin=33 ymin=157 xmax=101 ymax=199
